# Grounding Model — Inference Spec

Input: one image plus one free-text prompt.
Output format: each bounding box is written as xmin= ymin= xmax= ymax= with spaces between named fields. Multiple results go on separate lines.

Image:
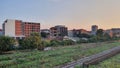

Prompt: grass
xmin=0 ymin=41 xmax=120 ymax=68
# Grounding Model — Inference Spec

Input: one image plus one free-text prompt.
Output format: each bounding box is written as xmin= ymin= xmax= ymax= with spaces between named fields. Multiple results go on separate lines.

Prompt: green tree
xmin=96 ymin=29 xmax=104 ymax=37
xmin=19 ymin=37 xmax=35 ymax=49
xmin=50 ymin=40 xmax=59 ymax=46
xmin=0 ymin=36 xmax=15 ymax=53
xmin=19 ymin=32 xmax=43 ymax=50
xmin=30 ymin=32 xmax=43 ymax=50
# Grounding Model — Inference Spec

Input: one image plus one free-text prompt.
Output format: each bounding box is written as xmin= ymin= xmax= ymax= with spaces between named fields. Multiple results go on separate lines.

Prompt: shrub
xmin=0 ymin=36 xmax=15 ymax=53
xmin=62 ymin=40 xmax=75 ymax=45
xmin=41 ymin=41 xmax=51 ymax=47
xmin=19 ymin=32 xmax=43 ymax=50
xmin=77 ymin=39 xmax=88 ymax=44
xmin=18 ymin=38 xmax=36 ymax=50
xmin=50 ymin=40 xmax=60 ymax=46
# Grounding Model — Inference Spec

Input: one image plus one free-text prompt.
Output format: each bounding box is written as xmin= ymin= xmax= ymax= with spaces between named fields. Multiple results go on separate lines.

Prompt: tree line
xmin=0 ymin=29 xmax=120 ymax=54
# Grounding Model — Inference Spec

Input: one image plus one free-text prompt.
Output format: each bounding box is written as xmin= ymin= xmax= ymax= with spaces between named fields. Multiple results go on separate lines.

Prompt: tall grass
xmin=0 ymin=42 xmax=120 ymax=68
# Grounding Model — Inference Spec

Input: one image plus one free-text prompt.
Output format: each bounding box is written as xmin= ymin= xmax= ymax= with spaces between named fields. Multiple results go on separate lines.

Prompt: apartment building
xmin=50 ymin=25 xmax=68 ymax=40
xmin=3 ymin=19 xmax=40 ymax=39
xmin=41 ymin=29 xmax=50 ymax=39
xmin=23 ymin=22 xmax=40 ymax=37
xmin=104 ymin=29 xmax=113 ymax=37
xmin=0 ymin=29 xmax=2 ymax=36
xmin=72 ymin=29 xmax=90 ymax=37
xmin=111 ymin=28 xmax=120 ymax=37
xmin=91 ymin=25 xmax=98 ymax=35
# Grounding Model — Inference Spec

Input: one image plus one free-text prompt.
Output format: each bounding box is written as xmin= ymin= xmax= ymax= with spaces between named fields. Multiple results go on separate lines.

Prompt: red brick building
xmin=23 ymin=22 xmax=40 ymax=37
xmin=3 ymin=19 xmax=40 ymax=39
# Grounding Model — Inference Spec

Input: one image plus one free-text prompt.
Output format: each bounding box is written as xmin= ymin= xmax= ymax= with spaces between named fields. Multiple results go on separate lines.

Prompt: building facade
xmin=104 ymin=28 xmax=120 ymax=38
xmin=68 ymin=30 xmax=74 ymax=37
xmin=91 ymin=25 xmax=98 ymax=35
xmin=41 ymin=29 xmax=50 ymax=39
xmin=0 ymin=29 xmax=2 ymax=36
xmin=72 ymin=29 xmax=90 ymax=37
xmin=23 ymin=22 xmax=40 ymax=37
xmin=104 ymin=29 xmax=113 ymax=37
xmin=50 ymin=25 xmax=68 ymax=40
xmin=3 ymin=19 xmax=40 ymax=39
xmin=111 ymin=28 xmax=120 ymax=37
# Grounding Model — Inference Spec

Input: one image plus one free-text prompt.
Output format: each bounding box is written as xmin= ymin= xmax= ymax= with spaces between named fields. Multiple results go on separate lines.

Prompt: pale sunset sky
xmin=0 ymin=0 xmax=120 ymax=30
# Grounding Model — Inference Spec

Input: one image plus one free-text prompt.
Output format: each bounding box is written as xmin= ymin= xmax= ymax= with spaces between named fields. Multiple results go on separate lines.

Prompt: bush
xmin=18 ymin=38 xmax=36 ymax=50
xmin=41 ymin=41 xmax=50 ymax=47
xmin=62 ymin=40 xmax=75 ymax=46
xmin=77 ymin=39 xmax=88 ymax=44
xmin=50 ymin=40 xmax=60 ymax=46
xmin=19 ymin=32 xmax=43 ymax=50
xmin=0 ymin=36 xmax=15 ymax=53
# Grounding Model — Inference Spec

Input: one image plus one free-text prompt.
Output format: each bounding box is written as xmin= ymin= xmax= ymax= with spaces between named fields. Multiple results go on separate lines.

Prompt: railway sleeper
xmin=82 ymin=47 xmax=120 ymax=68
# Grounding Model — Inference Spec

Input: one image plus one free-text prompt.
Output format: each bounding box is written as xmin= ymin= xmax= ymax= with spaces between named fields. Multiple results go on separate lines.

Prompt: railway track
xmin=55 ymin=46 xmax=120 ymax=68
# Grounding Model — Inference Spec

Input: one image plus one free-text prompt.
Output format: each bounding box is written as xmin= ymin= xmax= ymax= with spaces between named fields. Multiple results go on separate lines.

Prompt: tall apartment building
xmin=50 ymin=25 xmax=68 ymax=40
xmin=3 ymin=19 xmax=40 ymax=39
xmin=0 ymin=29 xmax=2 ymax=36
xmin=91 ymin=25 xmax=98 ymax=35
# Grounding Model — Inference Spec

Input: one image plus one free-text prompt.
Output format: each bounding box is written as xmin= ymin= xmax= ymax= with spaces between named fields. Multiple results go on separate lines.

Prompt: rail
xmin=55 ymin=46 xmax=120 ymax=68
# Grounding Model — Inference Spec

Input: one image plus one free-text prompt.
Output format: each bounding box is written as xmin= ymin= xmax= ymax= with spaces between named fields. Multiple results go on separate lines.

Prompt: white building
xmin=3 ymin=19 xmax=25 ymax=39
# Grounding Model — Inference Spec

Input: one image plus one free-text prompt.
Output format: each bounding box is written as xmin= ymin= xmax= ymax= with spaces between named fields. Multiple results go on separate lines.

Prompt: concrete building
xmin=104 ymin=29 xmax=113 ymax=37
xmin=50 ymin=25 xmax=68 ymax=40
xmin=91 ymin=25 xmax=98 ymax=35
xmin=104 ymin=28 xmax=120 ymax=37
xmin=41 ymin=29 xmax=50 ymax=34
xmin=0 ymin=29 xmax=3 ymax=36
xmin=23 ymin=22 xmax=40 ymax=37
xmin=3 ymin=19 xmax=40 ymax=39
xmin=72 ymin=29 xmax=90 ymax=37
xmin=41 ymin=29 xmax=50 ymax=39
xmin=111 ymin=28 xmax=120 ymax=37
xmin=68 ymin=30 xmax=74 ymax=37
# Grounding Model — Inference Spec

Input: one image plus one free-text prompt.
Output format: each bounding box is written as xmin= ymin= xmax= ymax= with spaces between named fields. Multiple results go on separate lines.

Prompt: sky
xmin=0 ymin=0 xmax=120 ymax=30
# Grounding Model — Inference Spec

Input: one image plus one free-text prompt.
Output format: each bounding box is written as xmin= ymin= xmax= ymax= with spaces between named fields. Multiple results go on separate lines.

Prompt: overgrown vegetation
xmin=19 ymin=32 xmax=44 ymax=50
xmin=0 ymin=42 xmax=120 ymax=68
xmin=0 ymin=29 xmax=120 ymax=52
xmin=0 ymin=36 xmax=15 ymax=53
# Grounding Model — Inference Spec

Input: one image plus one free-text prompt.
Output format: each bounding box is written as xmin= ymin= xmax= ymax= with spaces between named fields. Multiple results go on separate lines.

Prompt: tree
xmin=19 ymin=32 xmax=43 ymax=50
xmin=30 ymin=32 xmax=43 ymax=50
xmin=0 ymin=36 xmax=15 ymax=53
xmin=19 ymin=37 xmax=35 ymax=49
xmin=78 ymin=33 xmax=91 ymax=38
xmin=96 ymin=29 xmax=104 ymax=37
xmin=50 ymin=40 xmax=59 ymax=46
